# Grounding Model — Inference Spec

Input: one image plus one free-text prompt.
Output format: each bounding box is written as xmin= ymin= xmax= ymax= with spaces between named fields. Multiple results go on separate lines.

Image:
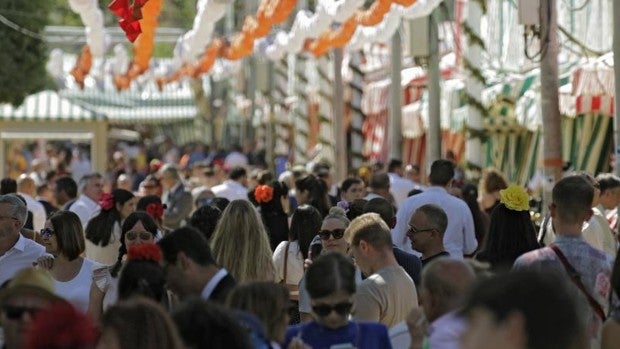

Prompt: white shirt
xmin=53 ymin=258 xmax=101 ymax=313
xmin=224 ymin=151 xmax=248 ymax=168
xmin=0 ymin=234 xmax=46 ymax=285
xmin=389 ymin=321 xmax=412 ymax=348
xmin=211 ymin=180 xmax=248 ymax=202
xmin=69 ymin=194 xmax=100 ymax=228
xmin=393 ymin=186 xmax=477 ymax=257
xmin=201 ymin=268 xmax=229 ymax=300
xmin=18 ymin=192 xmax=47 ymax=232
xmin=273 ymin=240 xmax=304 ymax=287
xmin=427 ymin=311 xmax=467 ymax=349
xmin=388 ymin=173 xmax=416 ymax=209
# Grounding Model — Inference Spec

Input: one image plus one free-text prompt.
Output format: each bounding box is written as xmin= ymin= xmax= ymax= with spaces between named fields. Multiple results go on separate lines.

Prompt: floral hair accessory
xmin=99 ymin=193 xmax=115 ymax=211
xmin=254 ymin=185 xmax=274 ymax=204
xmin=336 ymin=200 xmax=350 ymax=212
xmin=127 ymin=244 xmax=162 ymax=263
xmin=25 ymin=301 xmax=98 ymax=349
xmin=146 ymin=202 xmax=165 ymax=220
xmin=499 ymin=184 xmax=530 ymax=211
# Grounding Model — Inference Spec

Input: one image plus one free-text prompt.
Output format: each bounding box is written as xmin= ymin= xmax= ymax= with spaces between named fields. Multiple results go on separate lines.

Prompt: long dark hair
xmin=289 ymin=205 xmax=322 ymax=260
xmin=258 ymin=181 xmax=290 ymax=251
xmin=461 ymin=183 xmax=488 ymax=246
xmin=111 ymin=212 xmax=158 ymax=277
xmin=295 ymin=175 xmax=330 ymax=217
xmin=85 ymin=189 xmax=134 ymax=246
xmin=476 ymin=203 xmax=539 ymax=269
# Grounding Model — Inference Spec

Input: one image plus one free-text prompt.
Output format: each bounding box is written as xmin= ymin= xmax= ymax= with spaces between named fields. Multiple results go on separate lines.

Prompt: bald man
xmin=17 ymin=174 xmax=46 ymax=231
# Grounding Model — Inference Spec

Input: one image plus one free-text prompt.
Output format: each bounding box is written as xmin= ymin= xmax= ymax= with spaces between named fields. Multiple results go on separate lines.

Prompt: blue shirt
xmin=284 ymin=321 xmax=392 ymax=349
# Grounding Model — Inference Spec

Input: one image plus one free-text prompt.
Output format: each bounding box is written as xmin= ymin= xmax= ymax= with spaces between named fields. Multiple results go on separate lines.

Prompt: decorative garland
xmin=461 ymin=22 xmax=485 ymax=52
xmin=462 ymin=57 xmax=485 ymax=86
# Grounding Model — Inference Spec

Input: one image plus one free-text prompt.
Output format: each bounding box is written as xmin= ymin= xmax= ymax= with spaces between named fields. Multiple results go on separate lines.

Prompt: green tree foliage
xmin=0 ymin=0 xmax=52 ymax=105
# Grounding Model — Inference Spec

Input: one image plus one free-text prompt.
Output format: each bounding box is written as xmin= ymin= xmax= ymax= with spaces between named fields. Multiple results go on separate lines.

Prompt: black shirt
xmin=421 ymin=251 xmax=450 ymax=267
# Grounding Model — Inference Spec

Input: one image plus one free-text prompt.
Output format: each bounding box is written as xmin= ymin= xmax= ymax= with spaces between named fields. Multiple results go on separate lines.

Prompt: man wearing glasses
xmin=407 ymin=204 xmax=450 ymax=268
xmin=0 ymin=268 xmax=65 ymax=349
xmin=0 ymin=194 xmax=46 ymax=286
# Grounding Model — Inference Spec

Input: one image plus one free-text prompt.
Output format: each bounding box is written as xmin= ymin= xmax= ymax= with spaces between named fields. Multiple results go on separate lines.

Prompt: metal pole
xmin=614 ymin=0 xmax=620 ymax=175
xmin=427 ymin=11 xmax=442 ymax=166
xmin=266 ymin=62 xmax=276 ymax=174
xmin=465 ymin=0 xmax=484 ymax=172
xmin=540 ymin=0 xmax=562 ymax=204
xmin=247 ymin=56 xmax=257 ymax=143
xmin=389 ymin=30 xmax=403 ymax=161
xmin=333 ymin=48 xmax=347 ymax=182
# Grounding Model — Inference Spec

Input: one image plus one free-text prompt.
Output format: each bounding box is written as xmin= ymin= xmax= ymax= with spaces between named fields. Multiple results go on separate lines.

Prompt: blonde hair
xmin=226 ymin=282 xmax=289 ymax=342
xmin=210 ymin=200 xmax=275 ymax=283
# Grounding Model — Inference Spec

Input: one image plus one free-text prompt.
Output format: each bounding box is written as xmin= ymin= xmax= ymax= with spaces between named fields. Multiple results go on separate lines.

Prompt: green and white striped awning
xmin=61 ymin=88 xmax=197 ymax=125
xmin=0 ymin=90 xmax=105 ymax=122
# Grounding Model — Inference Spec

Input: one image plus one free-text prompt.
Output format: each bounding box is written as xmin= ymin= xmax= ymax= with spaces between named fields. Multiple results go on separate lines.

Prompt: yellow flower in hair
xmin=499 ymin=184 xmax=530 ymax=211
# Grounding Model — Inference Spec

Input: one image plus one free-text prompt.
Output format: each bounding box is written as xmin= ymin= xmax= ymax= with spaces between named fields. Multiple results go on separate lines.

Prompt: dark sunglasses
xmin=312 ymin=302 xmax=353 ymax=317
xmin=40 ymin=227 xmax=54 ymax=238
xmin=318 ymin=229 xmax=345 ymax=240
xmin=406 ymin=224 xmax=435 ymax=236
xmin=2 ymin=305 xmax=41 ymax=320
xmin=125 ymin=231 xmax=153 ymax=241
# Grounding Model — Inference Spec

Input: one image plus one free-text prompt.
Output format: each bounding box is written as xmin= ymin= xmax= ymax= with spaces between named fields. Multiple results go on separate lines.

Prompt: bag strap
xmin=539 ymin=213 xmax=551 ymax=246
xmin=549 ymin=244 xmax=607 ymax=321
xmin=282 ymin=242 xmax=290 ymax=283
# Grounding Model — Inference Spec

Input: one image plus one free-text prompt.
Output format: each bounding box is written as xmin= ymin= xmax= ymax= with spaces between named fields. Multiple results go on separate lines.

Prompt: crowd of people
xmin=0 ymin=145 xmax=620 ymax=349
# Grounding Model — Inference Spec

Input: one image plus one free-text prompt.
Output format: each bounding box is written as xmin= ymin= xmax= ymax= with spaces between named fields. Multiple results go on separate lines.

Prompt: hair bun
xmin=328 ymin=206 xmax=346 ymax=217
xmin=127 ymin=244 xmax=162 ymax=263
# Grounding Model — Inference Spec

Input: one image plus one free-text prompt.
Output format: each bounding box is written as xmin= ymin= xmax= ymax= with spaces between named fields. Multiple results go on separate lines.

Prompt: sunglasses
xmin=312 ymin=302 xmax=353 ymax=317
xmin=2 ymin=305 xmax=41 ymax=320
xmin=40 ymin=227 xmax=55 ymax=238
xmin=125 ymin=231 xmax=153 ymax=241
xmin=406 ymin=224 xmax=435 ymax=236
xmin=318 ymin=229 xmax=345 ymax=240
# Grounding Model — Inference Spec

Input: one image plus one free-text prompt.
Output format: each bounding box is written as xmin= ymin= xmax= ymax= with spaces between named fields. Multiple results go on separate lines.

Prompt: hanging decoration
xmin=113 ymin=0 xmax=163 ymax=90
xmin=70 ymin=45 xmax=93 ymax=89
xmin=68 ymin=0 xmax=107 ymax=57
xmin=305 ymin=0 xmax=418 ymax=57
xmin=159 ymin=0 xmax=297 ymax=87
xmin=108 ymin=0 xmax=149 ymax=42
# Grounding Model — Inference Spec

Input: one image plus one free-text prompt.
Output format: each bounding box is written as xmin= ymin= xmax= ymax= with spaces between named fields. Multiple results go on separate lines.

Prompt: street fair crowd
xmin=1 ymin=149 xmax=619 ymax=349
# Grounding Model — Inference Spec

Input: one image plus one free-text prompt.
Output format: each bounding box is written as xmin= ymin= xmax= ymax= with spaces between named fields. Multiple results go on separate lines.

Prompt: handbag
xmin=549 ymin=244 xmax=606 ymax=321
xmin=281 ymin=242 xmax=300 ymax=301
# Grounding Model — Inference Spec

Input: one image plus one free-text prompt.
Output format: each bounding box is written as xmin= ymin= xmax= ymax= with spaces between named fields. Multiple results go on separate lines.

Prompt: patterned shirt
xmin=513 ymin=235 xmax=614 ymax=347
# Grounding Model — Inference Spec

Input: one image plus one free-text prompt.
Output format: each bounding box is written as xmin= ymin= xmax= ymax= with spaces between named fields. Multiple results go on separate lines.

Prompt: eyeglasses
xmin=312 ymin=302 xmax=353 ymax=317
xmin=318 ymin=229 xmax=346 ymax=240
xmin=125 ymin=231 xmax=153 ymax=241
xmin=406 ymin=224 xmax=436 ymax=236
xmin=40 ymin=227 xmax=55 ymax=238
xmin=2 ymin=305 xmax=41 ymax=320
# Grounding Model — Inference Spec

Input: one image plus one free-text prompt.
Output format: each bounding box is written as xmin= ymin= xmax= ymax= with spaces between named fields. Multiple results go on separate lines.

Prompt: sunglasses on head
xmin=318 ymin=229 xmax=345 ymax=240
xmin=125 ymin=231 xmax=153 ymax=241
xmin=40 ymin=227 xmax=54 ymax=238
xmin=312 ymin=302 xmax=353 ymax=317
xmin=2 ymin=305 xmax=41 ymax=320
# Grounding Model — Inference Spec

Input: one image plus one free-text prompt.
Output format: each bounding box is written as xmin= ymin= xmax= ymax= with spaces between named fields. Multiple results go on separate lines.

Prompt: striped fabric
xmin=0 ymin=90 xmax=104 ymax=121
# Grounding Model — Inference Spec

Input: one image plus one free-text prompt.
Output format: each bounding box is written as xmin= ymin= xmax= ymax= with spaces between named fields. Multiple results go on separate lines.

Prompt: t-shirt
xmin=284 ymin=321 xmax=392 ymax=349
xmin=352 ymin=265 xmax=418 ymax=328
xmin=54 ymin=258 xmax=101 ymax=313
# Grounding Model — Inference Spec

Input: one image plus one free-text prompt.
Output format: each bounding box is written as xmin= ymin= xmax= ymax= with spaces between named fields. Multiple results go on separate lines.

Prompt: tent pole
xmin=540 ymin=0 xmax=562 ymax=205
xmin=333 ymin=48 xmax=347 ymax=182
xmin=613 ymin=0 xmax=620 ymax=176
xmin=389 ymin=30 xmax=403 ymax=162
xmin=427 ymin=10 xmax=442 ymax=166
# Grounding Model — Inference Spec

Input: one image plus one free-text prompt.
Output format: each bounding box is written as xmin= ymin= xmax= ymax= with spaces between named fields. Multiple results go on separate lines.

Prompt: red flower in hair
xmin=146 ymin=202 xmax=165 ymax=220
xmin=254 ymin=185 xmax=274 ymax=204
xmin=99 ymin=193 xmax=115 ymax=211
xmin=127 ymin=244 xmax=162 ymax=263
xmin=25 ymin=301 xmax=98 ymax=349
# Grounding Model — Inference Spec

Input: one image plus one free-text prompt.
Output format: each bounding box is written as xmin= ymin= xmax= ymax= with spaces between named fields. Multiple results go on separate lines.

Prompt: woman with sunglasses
xmin=88 ymin=212 xmax=159 ymax=321
xmin=39 ymin=210 xmax=101 ymax=313
xmin=298 ymin=207 xmax=360 ymax=322
xmin=285 ymin=252 xmax=392 ymax=349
